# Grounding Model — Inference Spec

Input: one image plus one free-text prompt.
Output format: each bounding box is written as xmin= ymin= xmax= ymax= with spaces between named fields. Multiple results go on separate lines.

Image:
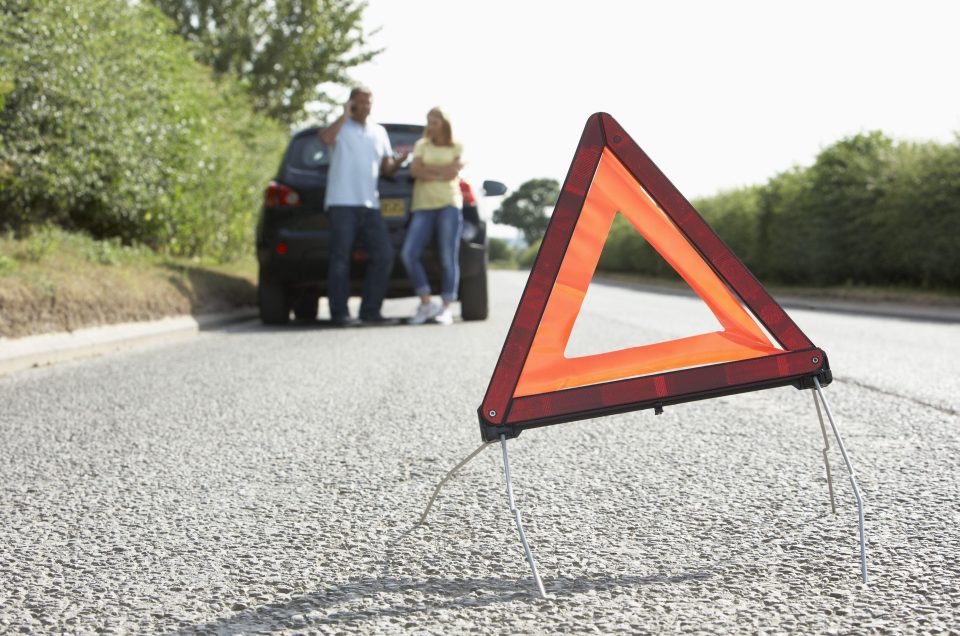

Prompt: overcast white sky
xmin=342 ymin=1 xmax=960 ymax=233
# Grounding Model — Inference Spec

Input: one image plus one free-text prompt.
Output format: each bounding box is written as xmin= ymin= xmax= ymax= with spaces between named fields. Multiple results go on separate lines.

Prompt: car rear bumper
xmin=258 ymin=229 xmax=486 ymax=298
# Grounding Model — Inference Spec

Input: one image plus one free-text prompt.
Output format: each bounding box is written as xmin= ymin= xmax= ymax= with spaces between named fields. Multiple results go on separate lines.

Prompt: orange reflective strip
xmin=519 ymin=332 xmax=781 ymax=395
xmin=596 ymin=151 xmax=769 ymax=341
xmin=514 ymin=150 xmax=779 ymax=398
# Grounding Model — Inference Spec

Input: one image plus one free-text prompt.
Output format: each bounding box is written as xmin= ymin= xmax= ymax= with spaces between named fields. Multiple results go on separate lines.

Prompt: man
xmin=319 ymin=86 xmax=407 ymax=325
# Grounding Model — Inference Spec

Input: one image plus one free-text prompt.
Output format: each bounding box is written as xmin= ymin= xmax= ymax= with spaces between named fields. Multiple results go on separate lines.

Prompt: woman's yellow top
xmin=411 ymin=138 xmax=463 ymax=211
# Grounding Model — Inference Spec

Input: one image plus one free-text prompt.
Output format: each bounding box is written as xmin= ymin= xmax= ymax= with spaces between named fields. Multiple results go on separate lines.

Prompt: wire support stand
xmin=500 ymin=434 xmax=547 ymax=598
xmin=812 ymin=390 xmax=838 ymax=514
xmin=813 ymin=377 xmax=868 ymax=583
xmin=417 ymin=442 xmax=492 ymax=526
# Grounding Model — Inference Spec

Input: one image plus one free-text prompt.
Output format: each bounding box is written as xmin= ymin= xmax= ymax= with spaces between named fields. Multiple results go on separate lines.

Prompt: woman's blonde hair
xmin=425 ymin=107 xmax=454 ymax=146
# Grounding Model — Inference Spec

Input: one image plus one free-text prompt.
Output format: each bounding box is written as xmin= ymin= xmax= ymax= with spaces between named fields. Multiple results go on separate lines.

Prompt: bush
xmin=874 ymin=140 xmax=960 ymax=287
xmin=592 ymin=130 xmax=959 ymax=290
xmin=0 ymin=0 xmax=287 ymax=261
xmin=753 ymin=167 xmax=819 ymax=284
xmin=752 ymin=132 xmax=959 ymax=288
xmin=0 ymin=254 xmax=15 ymax=274
xmin=517 ymin=239 xmax=542 ymax=269
xmin=488 ymin=237 xmax=513 ymax=262
xmin=693 ymin=186 xmax=762 ymax=267
xmin=596 ymin=213 xmax=680 ymax=281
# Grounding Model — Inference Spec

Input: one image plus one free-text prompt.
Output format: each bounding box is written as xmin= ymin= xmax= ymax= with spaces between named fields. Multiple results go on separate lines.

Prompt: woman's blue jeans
xmin=400 ymin=205 xmax=463 ymax=302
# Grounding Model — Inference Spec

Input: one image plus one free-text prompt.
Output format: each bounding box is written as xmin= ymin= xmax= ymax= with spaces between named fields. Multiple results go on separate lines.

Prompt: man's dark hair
xmin=349 ymin=86 xmax=373 ymax=100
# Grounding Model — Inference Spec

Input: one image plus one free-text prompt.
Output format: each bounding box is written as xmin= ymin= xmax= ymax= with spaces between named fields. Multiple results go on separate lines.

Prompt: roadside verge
xmin=592 ymin=275 xmax=960 ymax=324
xmin=0 ymin=309 xmax=257 ymax=377
xmin=4 ymin=275 xmax=958 ymax=378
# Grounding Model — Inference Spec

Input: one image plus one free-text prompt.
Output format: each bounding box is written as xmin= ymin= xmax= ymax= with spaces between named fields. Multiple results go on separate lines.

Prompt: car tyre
xmin=459 ymin=264 xmax=488 ymax=321
xmin=258 ymin=272 xmax=289 ymax=325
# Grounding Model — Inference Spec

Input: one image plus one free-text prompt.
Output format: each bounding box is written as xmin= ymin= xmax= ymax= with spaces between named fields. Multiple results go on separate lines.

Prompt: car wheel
xmin=293 ymin=293 xmax=319 ymax=321
xmin=459 ymin=263 xmax=488 ymax=321
xmin=258 ymin=272 xmax=289 ymax=325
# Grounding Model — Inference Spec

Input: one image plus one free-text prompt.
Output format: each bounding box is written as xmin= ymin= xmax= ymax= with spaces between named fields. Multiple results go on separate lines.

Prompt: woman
xmin=401 ymin=107 xmax=465 ymax=326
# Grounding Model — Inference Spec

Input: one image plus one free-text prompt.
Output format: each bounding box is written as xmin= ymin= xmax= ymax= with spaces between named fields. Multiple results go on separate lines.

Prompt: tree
xmin=150 ymin=0 xmax=380 ymax=123
xmin=805 ymin=131 xmax=894 ymax=285
xmin=493 ymin=178 xmax=560 ymax=244
xmin=0 ymin=0 xmax=286 ymax=259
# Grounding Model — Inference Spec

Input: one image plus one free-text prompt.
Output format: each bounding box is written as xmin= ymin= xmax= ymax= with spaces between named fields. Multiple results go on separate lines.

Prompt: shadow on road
xmin=165 ymin=570 xmax=713 ymax=634
xmin=162 ymin=264 xmax=257 ymax=315
xmin=227 ymin=317 xmax=416 ymax=334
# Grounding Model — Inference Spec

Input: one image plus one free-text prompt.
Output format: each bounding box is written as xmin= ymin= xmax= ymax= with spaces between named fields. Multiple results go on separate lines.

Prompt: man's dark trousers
xmin=326 ymin=205 xmax=394 ymax=321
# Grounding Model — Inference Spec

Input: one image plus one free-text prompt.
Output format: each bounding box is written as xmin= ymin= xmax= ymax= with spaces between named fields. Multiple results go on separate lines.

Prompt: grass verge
xmin=4 ymin=234 xmax=957 ymax=340
xmin=0 ymin=228 xmax=256 ymax=339
xmin=492 ymin=260 xmax=960 ymax=308
xmin=590 ymin=271 xmax=960 ymax=307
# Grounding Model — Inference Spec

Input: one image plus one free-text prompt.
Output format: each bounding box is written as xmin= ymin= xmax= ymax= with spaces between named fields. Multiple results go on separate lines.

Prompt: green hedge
xmin=596 ymin=132 xmax=960 ymax=289
xmin=0 ymin=0 xmax=287 ymax=261
xmin=517 ymin=239 xmax=541 ymax=269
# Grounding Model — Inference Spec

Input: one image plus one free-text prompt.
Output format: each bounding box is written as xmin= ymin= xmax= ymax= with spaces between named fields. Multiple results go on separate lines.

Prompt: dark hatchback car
xmin=255 ymin=123 xmax=506 ymax=324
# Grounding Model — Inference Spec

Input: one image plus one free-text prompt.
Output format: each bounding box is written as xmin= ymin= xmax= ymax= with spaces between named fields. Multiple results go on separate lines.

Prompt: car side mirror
xmin=482 ymin=180 xmax=507 ymax=196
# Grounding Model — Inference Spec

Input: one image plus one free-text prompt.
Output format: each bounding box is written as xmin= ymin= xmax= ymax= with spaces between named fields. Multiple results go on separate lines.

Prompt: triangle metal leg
xmin=417 ymin=442 xmax=492 ymax=526
xmin=500 ymin=434 xmax=547 ymax=598
xmin=812 ymin=390 xmax=838 ymax=514
xmin=813 ymin=377 xmax=868 ymax=583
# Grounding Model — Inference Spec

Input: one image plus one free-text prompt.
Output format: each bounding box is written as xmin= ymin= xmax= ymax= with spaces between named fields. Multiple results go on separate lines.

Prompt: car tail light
xmin=459 ymin=180 xmax=477 ymax=206
xmin=276 ymin=242 xmax=288 ymax=255
xmin=264 ymin=181 xmax=301 ymax=208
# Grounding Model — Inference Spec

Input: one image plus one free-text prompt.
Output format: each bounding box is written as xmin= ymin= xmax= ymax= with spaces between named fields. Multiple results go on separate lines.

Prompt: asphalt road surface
xmin=1 ymin=270 xmax=958 ymax=633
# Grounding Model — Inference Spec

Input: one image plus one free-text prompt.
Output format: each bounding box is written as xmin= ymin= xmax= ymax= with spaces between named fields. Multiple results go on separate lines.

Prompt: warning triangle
xmin=479 ymin=113 xmax=831 ymax=441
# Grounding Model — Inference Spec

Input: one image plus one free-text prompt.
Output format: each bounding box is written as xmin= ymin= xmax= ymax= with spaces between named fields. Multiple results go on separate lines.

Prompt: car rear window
xmin=286 ymin=126 xmax=424 ymax=171
xmin=287 ymin=135 xmax=329 ymax=169
xmin=388 ymin=128 xmax=422 ymax=157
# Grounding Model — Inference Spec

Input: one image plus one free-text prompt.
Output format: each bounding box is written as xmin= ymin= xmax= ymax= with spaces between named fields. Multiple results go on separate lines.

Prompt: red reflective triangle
xmin=479 ymin=113 xmax=830 ymax=441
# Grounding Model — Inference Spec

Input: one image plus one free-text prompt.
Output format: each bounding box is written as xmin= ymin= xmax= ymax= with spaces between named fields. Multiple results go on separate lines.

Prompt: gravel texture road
xmin=1 ymin=270 xmax=958 ymax=633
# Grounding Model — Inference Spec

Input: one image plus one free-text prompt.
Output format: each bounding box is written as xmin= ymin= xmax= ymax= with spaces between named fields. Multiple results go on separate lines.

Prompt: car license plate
xmin=381 ymin=198 xmax=405 ymax=218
